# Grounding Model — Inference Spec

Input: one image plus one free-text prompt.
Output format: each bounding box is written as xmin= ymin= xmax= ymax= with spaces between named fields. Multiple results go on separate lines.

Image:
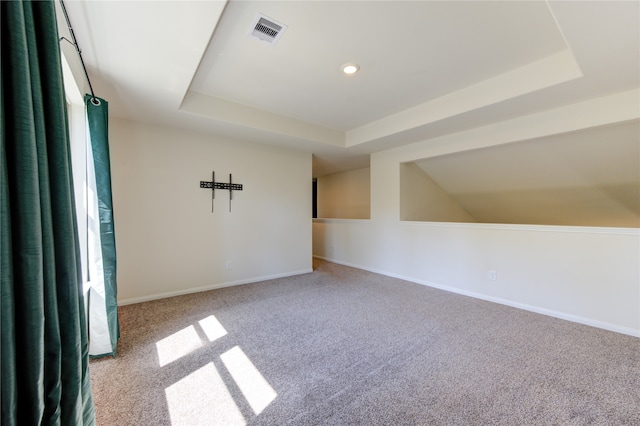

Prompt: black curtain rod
xmin=58 ymin=0 xmax=100 ymax=105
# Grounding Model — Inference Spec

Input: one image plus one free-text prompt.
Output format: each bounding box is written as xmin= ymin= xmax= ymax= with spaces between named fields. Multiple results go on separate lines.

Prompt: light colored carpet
xmin=90 ymin=259 xmax=640 ymax=425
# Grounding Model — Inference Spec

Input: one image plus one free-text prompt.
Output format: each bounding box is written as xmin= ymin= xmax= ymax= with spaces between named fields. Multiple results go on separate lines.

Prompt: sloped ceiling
xmin=57 ymin=1 xmax=639 ymax=177
xmin=414 ymin=120 xmax=640 ymax=227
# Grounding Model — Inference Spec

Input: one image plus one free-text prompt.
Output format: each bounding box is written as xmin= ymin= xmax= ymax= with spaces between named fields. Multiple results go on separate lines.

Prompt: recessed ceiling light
xmin=341 ymin=63 xmax=360 ymax=75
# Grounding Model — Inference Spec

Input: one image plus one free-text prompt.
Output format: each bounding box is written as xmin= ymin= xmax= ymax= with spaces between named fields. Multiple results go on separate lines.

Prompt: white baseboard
xmin=118 ymin=268 xmax=314 ymax=306
xmin=313 ymin=255 xmax=640 ymax=338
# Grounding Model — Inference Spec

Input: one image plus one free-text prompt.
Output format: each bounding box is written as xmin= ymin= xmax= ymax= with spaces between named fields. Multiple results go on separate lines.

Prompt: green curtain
xmin=85 ymin=94 xmax=120 ymax=357
xmin=1 ymin=1 xmax=96 ymax=424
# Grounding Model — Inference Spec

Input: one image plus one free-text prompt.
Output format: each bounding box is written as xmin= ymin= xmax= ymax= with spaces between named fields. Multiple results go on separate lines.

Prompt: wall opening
xmin=400 ymin=120 xmax=640 ymax=228
xmin=312 ymin=178 xmax=317 ymax=218
xmin=315 ymin=167 xmax=371 ymax=219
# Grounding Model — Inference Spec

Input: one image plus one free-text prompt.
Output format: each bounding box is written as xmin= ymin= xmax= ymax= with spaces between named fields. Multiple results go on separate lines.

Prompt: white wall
xmin=109 ymin=118 xmax=312 ymax=303
xmin=317 ymin=167 xmax=370 ymax=219
xmin=313 ymin=91 xmax=640 ymax=337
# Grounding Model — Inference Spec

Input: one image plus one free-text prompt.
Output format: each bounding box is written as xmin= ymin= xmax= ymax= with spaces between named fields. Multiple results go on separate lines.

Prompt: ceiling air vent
xmin=249 ymin=13 xmax=288 ymax=45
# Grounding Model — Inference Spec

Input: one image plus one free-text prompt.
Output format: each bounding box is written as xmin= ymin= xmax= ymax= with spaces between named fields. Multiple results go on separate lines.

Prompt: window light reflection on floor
xmin=220 ymin=346 xmax=277 ymax=415
xmin=158 ymin=316 xmax=275 ymax=423
xmin=155 ymin=325 xmax=202 ymax=367
xmin=165 ymin=362 xmax=246 ymax=426
xmin=199 ymin=315 xmax=228 ymax=342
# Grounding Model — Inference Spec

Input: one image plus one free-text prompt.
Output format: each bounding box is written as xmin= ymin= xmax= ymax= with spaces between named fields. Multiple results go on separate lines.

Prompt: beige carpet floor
xmin=89 ymin=259 xmax=640 ymax=425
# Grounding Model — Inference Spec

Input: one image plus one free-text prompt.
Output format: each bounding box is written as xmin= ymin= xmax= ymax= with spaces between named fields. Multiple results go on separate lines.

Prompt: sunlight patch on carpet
xmin=220 ymin=346 xmax=277 ymax=415
xmin=165 ymin=363 xmax=246 ymax=425
xmin=156 ymin=325 xmax=202 ymax=366
xmin=199 ymin=314 xmax=228 ymax=342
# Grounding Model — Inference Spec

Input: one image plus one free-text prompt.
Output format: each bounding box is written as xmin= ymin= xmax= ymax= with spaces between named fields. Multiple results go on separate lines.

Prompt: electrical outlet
xmin=488 ymin=270 xmax=497 ymax=281
xmin=225 ymin=260 xmax=232 ymax=270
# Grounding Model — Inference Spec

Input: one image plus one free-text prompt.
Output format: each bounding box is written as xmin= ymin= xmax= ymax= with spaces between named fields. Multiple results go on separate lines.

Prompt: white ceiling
xmin=191 ymin=1 xmax=567 ymax=130
xmin=58 ymin=1 xmax=639 ymax=177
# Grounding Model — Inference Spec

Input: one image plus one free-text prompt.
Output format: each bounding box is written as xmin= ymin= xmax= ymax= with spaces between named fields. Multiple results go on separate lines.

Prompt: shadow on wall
xmin=316 ymin=167 xmax=371 ymax=219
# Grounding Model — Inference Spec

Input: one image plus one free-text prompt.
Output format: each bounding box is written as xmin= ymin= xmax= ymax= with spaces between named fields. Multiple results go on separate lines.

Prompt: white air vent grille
xmin=249 ymin=13 xmax=288 ymax=45
xmin=255 ymin=19 xmax=280 ymax=38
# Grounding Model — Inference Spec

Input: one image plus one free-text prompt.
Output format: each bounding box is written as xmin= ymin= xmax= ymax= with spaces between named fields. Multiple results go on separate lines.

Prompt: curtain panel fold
xmin=1 ymin=1 xmax=96 ymax=424
xmin=85 ymin=95 xmax=119 ymax=358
